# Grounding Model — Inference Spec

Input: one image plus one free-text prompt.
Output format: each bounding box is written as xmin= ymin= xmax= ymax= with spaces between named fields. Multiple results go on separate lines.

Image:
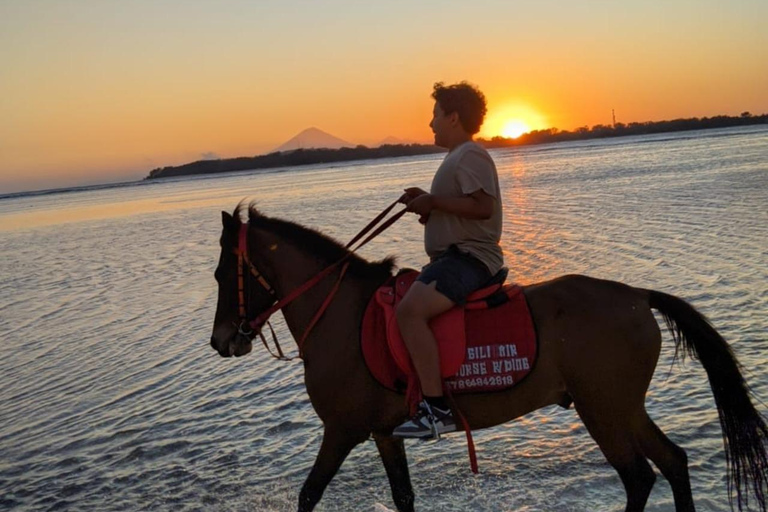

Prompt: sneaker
xmin=392 ymin=400 xmax=457 ymax=439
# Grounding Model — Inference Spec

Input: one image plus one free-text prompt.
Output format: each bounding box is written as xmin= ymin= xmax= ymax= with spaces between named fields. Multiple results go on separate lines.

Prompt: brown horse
xmin=209 ymin=204 xmax=768 ymax=512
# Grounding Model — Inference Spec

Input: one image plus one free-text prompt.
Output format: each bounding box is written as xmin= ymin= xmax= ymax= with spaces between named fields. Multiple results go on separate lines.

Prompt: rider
xmin=392 ymin=82 xmax=504 ymax=439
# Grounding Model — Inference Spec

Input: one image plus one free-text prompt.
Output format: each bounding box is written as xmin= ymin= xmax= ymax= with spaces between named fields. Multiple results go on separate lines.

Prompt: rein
xmin=236 ymin=199 xmax=406 ymax=359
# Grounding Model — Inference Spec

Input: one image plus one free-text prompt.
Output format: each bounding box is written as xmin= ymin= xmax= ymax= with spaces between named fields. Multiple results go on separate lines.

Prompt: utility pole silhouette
xmin=612 ymin=109 xmax=617 ymax=128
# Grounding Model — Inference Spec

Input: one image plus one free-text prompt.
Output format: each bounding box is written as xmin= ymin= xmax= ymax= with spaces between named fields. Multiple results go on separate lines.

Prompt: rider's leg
xmin=396 ymin=281 xmax=455 ymax=398
xmin=392 ymin=246 xmax=493 ymax=438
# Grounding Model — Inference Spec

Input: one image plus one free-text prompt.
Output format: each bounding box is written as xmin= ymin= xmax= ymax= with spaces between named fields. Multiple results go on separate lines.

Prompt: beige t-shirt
xmin=424 ymin=141 xmax=504 ymax=274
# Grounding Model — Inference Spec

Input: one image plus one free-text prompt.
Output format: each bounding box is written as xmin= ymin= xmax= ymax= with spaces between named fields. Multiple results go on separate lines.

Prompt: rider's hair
xmin=431 ymin=81 xmax=487 ymax=135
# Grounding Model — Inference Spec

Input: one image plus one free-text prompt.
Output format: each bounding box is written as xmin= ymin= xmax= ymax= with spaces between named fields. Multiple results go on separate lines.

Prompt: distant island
xmin=146 ymin=144 xmax=445 ymax=180
xmin=146 ymin=113 xmax=767 ymax=180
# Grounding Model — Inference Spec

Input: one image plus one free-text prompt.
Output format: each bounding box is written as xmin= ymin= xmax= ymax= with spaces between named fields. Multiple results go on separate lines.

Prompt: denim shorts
xmin=416 ymin=245 xmax=493 ymax=305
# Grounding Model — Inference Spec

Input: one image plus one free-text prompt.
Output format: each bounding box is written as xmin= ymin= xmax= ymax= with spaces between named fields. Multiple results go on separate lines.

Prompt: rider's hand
xmin=405 ymin=193 xmax=434 ymax=216
xmin=399 ymin=187 xmax=428 ymax=204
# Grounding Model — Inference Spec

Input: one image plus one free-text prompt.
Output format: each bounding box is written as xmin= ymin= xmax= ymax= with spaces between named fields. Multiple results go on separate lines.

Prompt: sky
xmin=1 ymin=0 xmax=766 ymax=194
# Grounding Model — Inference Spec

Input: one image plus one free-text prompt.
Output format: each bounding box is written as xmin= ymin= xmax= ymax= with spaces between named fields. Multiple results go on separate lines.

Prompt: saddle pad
xmin=376 ymin=271 xmax=467 ymax=378
xmin=361 ymin=272 xmax=538 ymax=397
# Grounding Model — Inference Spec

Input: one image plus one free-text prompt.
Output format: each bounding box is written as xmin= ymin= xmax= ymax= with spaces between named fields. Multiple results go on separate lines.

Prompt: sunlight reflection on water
xmin=0 ymin=127 xmax=766 ymax=511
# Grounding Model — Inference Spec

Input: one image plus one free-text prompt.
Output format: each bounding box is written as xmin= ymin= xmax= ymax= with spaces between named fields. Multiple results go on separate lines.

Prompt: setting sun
xmin=480 ymin=102 xmax=548 ymax=141
xmin=501 ymin=120 xmax=531 ymax=139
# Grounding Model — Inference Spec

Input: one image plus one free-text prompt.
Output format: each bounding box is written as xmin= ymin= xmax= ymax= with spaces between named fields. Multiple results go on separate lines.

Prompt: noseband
xmin=233 ymin=200 xmax=406 ymax=360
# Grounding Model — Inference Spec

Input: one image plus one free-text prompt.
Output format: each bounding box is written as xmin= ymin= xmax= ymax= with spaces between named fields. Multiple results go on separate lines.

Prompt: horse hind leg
xmin=574 ymin=404 xmax=657 ymax=512
xmin=636 ymin=413 xmax=695 ymax=511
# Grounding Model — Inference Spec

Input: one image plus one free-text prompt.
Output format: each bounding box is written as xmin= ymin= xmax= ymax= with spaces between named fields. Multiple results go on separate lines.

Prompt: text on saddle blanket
xmin=360 ymin=270 xmax=538 ymax=394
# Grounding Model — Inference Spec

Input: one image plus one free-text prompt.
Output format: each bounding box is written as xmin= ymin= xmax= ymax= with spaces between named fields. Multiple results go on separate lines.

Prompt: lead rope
xmin=297 ymin=261 xmax=351 ymax=357
xmin=242 ymin=201 xmax=481 ymax=473
xmin=257 ymin=320 xmax=296 ymax=361
xmin=248 ymin=199 xmax=407 ymax=358
xmin=444 ymin=385 xmax=478 ymax=474
xmin=293 ymin=202 xmax=406 ymax=356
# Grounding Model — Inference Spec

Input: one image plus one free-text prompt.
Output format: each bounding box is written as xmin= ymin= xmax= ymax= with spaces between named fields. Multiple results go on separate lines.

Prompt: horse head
xmin=210 ymin=206 xmax=277 ymax=358
xmin=210 ymin=202 xmax=398 ymax=360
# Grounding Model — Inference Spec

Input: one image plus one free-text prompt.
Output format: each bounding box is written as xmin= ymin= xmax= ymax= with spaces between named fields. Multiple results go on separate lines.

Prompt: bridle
xmin=233 ymin=199 xmax=406 ymax=360
xmin=234 ymin=223 xmax=287 ymax=359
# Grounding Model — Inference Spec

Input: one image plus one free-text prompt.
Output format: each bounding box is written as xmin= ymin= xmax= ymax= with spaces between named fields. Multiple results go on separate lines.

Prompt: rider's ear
xmin=222 ymin=211 xmax=239 ymax=231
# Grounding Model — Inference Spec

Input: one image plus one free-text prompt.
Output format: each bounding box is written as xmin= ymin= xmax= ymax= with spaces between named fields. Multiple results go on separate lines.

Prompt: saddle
xmin=361 ymin=269 xmax=538 ymax=411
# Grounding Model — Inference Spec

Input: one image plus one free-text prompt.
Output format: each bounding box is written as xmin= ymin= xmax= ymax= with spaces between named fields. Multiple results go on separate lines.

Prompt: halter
xmin=234 ymin=199 xmax=406 ymax=359
xmin=235 ymin=223 xmax=289 ymax=359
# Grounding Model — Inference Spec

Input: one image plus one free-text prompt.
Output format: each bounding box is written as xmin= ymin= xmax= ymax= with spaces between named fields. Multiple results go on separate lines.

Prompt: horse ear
xmin=221 ymin=211 xmax=239 ymax=231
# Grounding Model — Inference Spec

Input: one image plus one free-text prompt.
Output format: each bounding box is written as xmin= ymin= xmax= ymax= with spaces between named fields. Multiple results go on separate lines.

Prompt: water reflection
xmin=1 ymin=128 xmax=766 ymax=511
xmin=498 ymin=152 xmax=566 ymax=284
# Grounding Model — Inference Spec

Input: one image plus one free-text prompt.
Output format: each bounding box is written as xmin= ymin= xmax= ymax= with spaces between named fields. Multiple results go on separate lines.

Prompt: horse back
xmin=523 ymin=274 xmax=662 ymax=401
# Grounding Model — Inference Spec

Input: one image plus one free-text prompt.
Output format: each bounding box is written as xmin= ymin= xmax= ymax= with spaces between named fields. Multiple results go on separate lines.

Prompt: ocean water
xmin=1 ymin=126 xmax=766 ymax=511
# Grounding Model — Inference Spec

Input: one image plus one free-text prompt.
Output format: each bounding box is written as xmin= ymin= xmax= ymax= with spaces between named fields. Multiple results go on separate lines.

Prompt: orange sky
xmin=1 ymin=0 xmax=766 ymax=193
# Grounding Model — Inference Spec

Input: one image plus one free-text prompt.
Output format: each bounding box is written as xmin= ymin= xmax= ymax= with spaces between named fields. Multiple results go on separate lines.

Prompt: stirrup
xmin=424 ymin=402 xmax=441 ymax=441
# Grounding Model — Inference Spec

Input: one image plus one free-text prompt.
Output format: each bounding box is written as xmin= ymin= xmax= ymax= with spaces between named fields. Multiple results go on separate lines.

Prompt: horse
xmin=209 ymin=203 xmax=768 ymax=512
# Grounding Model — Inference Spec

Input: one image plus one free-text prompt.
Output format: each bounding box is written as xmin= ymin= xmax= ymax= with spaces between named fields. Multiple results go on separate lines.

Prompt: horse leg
xmin=374 ymin=435 xmax=415 ymax=512
xmin=637 ymin=413 xmax=694 ymax=511
xmin=298 ymin=427 xmax=366 ymax=512
xmin=575 ymin=405 xmax=656 ymax=512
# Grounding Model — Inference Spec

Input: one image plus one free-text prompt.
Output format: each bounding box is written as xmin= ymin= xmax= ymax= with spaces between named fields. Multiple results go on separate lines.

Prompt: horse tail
xmin=648 ymin=289 xmax=768 ymax=511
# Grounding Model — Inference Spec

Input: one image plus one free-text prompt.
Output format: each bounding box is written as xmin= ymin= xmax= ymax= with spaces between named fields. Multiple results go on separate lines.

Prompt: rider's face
xmin=429 ymin=102 xmax=455 ymax=148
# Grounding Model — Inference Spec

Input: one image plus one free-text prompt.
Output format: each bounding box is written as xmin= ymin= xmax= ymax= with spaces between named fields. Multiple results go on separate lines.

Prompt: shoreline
xmin=2 ymin=122 xmax=765 ymax=200
xmin=146 ymin=115 xmax=767 ymax=181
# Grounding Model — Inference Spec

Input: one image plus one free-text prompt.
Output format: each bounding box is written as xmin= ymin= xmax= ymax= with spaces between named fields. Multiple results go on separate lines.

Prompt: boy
xmin=393 ymin=82 xmax=504 ymax=439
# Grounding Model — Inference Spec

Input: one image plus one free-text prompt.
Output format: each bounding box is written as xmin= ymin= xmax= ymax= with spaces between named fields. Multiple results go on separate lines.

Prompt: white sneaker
xmin=392 ymin=400 xmax=456 ymax=439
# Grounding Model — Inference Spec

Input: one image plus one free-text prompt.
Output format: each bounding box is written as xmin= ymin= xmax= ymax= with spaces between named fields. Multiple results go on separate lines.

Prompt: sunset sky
xmin=1 ymin=0 xmax=766 ymax=193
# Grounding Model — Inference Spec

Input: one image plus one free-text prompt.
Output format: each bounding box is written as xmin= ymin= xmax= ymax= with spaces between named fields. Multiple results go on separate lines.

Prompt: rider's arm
xmin=427 ymin=190 xmax=495 ymax=220
xmin=403 ymin=147 xmax=498 ymax=221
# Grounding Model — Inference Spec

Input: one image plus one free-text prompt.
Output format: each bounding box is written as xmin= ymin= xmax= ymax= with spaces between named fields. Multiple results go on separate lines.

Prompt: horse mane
xmin=233 ymin=203 xmax=396 ymax=280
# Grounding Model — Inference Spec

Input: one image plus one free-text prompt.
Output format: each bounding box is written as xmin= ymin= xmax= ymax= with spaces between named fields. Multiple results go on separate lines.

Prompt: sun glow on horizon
xmin=500 ymin=120 xmax=531 ymax=139
xmin=481 ymin=102 xmax=548 ymax=140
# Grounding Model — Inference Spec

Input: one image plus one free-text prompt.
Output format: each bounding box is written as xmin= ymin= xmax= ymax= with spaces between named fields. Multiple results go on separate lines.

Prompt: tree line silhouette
xmin=146 ymin=144 xmax=445 ymax=179
xmin=146 ymin=113 xmax=766 ymax=180
xmin=479 ymin=112 xmax=767 ymax=148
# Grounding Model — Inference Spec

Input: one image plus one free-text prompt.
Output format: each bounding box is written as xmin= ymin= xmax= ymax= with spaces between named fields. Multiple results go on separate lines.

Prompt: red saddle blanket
xmin=361 ymin=270 xmax=538 ymax=404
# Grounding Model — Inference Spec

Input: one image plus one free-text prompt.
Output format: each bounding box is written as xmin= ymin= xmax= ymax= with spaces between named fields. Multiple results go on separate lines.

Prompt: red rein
xmin=236 ymin=200 xmax=406 ymax=358
xmin=235 ymin=201 xmax=479 ymax=474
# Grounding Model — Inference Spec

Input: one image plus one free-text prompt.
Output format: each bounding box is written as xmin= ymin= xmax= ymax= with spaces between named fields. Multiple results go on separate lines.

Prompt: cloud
xmin=200 ymin=151 xmax=220 ymax=160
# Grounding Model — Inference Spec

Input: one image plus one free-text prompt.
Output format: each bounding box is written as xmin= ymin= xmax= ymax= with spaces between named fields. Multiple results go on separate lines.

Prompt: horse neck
xmin=251 ymin=228 xmax=385 ymax=352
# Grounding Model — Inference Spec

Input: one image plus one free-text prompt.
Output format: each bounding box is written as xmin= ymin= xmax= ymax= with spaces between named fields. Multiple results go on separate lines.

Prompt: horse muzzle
xmin=210 ymin=330 xmax=253 ymax=358
xmin=230 ymin=336 xmax=253 ymax=357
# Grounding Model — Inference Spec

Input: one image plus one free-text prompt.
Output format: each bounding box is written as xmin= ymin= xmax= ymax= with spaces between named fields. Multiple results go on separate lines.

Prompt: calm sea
xmin=1 ymin=126 xmax=766 ymax=511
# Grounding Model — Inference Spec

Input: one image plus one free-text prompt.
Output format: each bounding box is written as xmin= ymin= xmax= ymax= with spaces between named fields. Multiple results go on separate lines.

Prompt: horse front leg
xmin=298 ymin=426 xmax=367 ymax=512
xmin=374 ymin=435 xmax=414 ymax=512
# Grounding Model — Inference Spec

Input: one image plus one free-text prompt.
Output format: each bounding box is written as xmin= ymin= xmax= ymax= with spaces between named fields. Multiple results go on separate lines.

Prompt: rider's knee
xmin=396 ymin=296 xmax=427 ymax=326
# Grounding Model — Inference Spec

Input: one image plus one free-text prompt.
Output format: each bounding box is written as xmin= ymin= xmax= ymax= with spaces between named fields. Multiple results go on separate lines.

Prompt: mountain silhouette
xmin=273 ymin=127 xmax=353 ymax=152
